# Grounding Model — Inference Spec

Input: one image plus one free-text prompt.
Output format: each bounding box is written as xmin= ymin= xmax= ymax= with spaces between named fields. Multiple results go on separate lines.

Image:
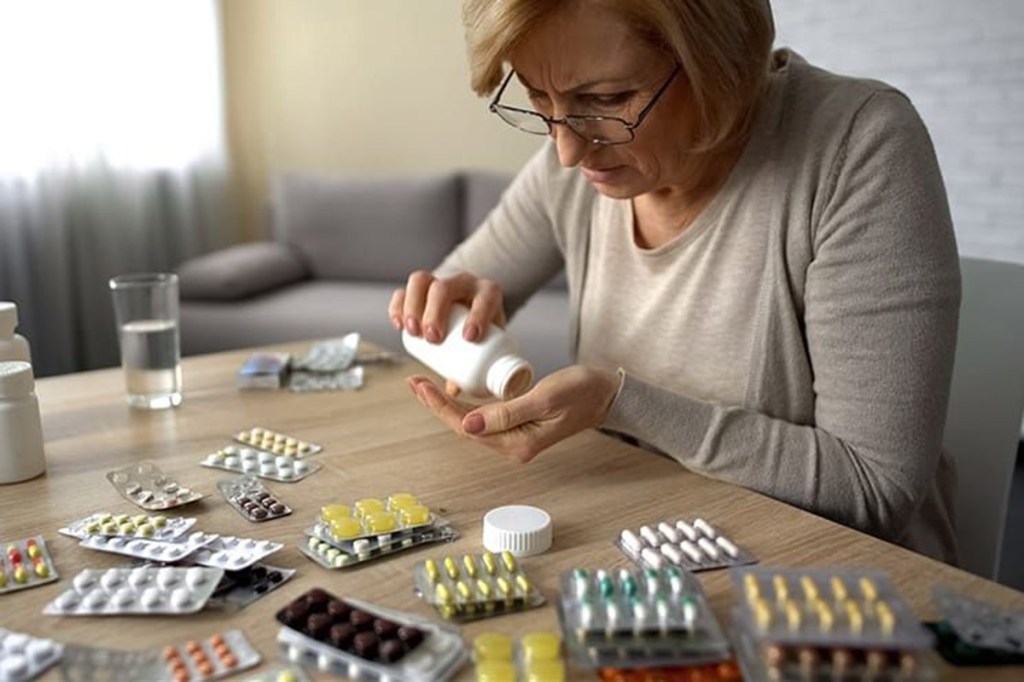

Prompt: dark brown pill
xmin=253 ymin=491 xmax=270 ymax=501
xmin=270 ymin=503 xmax=287 ymax=514
xmin=379 ymin=639 xmax=406 ymax=663
xmin=261 ymin=496 xmax=277 ymax=508
xmin=350 ymin=610 xmax=375 ymax=631
xmin=374 ymin=619 xmax=400 ymax=639
xmin=329 ymin=623 xmax=356 ymax=649
xmin=327 ymin=600 xmax=352 ymax=621
xmin=307 ymin=613 xmax=332 ymax=640
xmin=236 ymin=496 xmax=251 ymax=506
xmin=397 ymin=627 xmax=424 ymax=649
xmin=251 ymin=566 xmax=267 ymax=579
xmin=353 ymin=632 xmax=378 ymax=659
xmin=306 ymin=589 xmax=330 ymax=611
xmin=281 ymin=602 xmax=309 ymax=627
xmin=268 ymin=571 xmax=283 ymax=583
xmin=251 ymin=508 xmax=268 ymax=520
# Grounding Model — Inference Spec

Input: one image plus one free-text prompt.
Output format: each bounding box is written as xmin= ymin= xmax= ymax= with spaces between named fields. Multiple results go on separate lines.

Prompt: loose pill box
xmin=237 ymin=352 xmax=291 ymax=389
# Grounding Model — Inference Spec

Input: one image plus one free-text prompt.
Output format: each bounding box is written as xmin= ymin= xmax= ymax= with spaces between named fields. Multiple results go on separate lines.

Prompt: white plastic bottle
xmin=402 ymin=304 xmax=534 ymax=400
xmin=0 ymin=361 xmax=47 ymax=484
xmin=0 ymin=302 xmax=31 ymax=364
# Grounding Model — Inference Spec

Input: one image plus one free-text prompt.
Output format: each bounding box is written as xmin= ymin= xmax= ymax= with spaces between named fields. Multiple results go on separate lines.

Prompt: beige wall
xmin=222 ymin=0 xmax=542 ymax=239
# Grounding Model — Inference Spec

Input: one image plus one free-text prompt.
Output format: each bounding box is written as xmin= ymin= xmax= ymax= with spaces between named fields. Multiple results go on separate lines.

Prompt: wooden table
xmin=2 ymin=343 xmax=1022 ymax=681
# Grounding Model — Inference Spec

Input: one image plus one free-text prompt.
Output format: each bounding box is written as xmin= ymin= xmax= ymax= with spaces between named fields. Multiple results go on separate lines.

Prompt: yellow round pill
xmin=276 ymin=671 xmax=297 ymax=682
xmin=476 ymin=660 xmax=516 ymax=682
xmin=152 ymin=515 xmax=167 ymax=528
xmin=132 ymin=515 xmax=148 ymax=526
xmin=388 ymin=493 xmax=419 ymax=510
xmin=14 ymin=565 xmax=29 ymax=583
xmin=320 ymin=505 xmax=351 ymax=523
xmin=113 ymin=514 xmax=129 ymax=524
xmin=329 ymin=517 xmax=363 ymax=540
xmin=27 ymin=545 xmax=41 ymax=560
xmin=354 ymin=499 xmax=385 ymax=517
xmin=101 ymin=523 xmax=118 ymax=535
xmin=525 ymin=659 xmax=565 ymax=682
xmin=34 ymin=562 xmax=49 ymax=578
xmin=401 ymin=505 xmax=431 ymax=526
xmin=138 ymin=524 xmax=155 ymax=537
xmin=364 ymin=512 xmax=397 ymax=533
xmin=474 ymin=633 xmax=513 ymax=661
xmin=520 ymin=632 xmax=561 ymax=662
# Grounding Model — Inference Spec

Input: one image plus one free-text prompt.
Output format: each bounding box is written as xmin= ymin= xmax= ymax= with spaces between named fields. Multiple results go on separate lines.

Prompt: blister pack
xmin=558 ymin=567 xmax=730 ymax=669
xmin=0 ymin=628 xmax=63 ymax=682
xmin=218 ymin=475 xmax=292 ymax=522
xmin=300 ymin=524 xmax=459 ymax=570
xmin=414 ymin=552 xmax=545 ymax=621
xmin=289 ymin=366 xmax=364 ymax=393
xmin=472 ymin=632 xmax=565 ymax=682
xmin=617 ymin=518 xmax=756 ymax=572
xmin=44 ymin=566 xmax=224 ymax=616
xmin=275 ymin=588 xmax=468 ymax=682
xmin=105 ymin=461 xmax=204 ymax=511
xmin=292 ymin=334 xmax=359 ymax=372
xmin=1 ymin=537 xmax=58 ymax=596
xmin=234 ymin=427 xmax=322 ymax=457
xmin=59 ymin=513 xmax=196 ymax=541
xmin=596 ymin=662 xmax=742 ymax=682
xmin=201 ymin=447 xmax=320 ymax=483
xmin=188 ymin=535 xmax=284 ymax=571
xmin=730 ymin=566 xmax=934 ymax=682
xmin=240 ymin=665 xmax=312 ymax=682
xmin=933 ymin=587 xmax=1024 ymax=655
xmin=58 ymin=645 xmax=163 ymax=682
xmin=315 ymin=494 xmax=434 ymax=542
xmin=78 ymin=532 xmax=213 ymax=563
xmin=162 ymin=630 xmax=260 ymax=682
xmin=206 ymin=563 xmax=295 ymax=611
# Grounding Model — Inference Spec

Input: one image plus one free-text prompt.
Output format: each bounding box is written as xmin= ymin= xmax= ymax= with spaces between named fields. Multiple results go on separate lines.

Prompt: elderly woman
xmin=390 ymin=0 xmax=959 ymax=563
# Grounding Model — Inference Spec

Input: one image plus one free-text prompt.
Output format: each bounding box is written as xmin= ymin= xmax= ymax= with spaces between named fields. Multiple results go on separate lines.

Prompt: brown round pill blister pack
xmin=217 ymin=476 xmax=292 ymax=523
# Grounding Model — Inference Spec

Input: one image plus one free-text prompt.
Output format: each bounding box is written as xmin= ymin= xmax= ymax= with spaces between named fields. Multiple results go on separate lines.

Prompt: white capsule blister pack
xmin=44 ymin=566 xmax=224 ymax=616
xmin=0 ymin=628 xmax=63 ymax=682
xmin=617 ymin=517 xmax=757 ymax=572
xmin=78 ymin=532 xmax=214 ymax=563
xmin=105 ymin=461 xmax=204 ymax=511
xmin=59 ymin=512 xmax=196 ymax=542
xmin=201 ymin=447 xmax=321 ymax=483
xmin=188 ymin=535 xmax=284 ymax=571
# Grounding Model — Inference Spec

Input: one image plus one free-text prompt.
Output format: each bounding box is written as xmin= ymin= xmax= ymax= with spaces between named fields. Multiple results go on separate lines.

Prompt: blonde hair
xmin=463 ymin=0 xmax=775 ymax=150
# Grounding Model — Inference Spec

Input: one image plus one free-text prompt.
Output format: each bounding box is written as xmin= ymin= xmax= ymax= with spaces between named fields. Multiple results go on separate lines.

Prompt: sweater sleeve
xmin=602 ymin=91 xmax=961 ymax=545
xmin=436 ymin=145 xmax=567 ymax=317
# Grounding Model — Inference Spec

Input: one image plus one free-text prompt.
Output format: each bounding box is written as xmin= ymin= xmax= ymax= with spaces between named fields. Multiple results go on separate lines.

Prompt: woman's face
xmin=509 ymin=1 xmax=696 ymax=199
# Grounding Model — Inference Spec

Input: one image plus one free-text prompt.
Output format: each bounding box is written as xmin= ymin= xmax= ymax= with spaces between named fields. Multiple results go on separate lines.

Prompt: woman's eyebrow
xmin=516 ymin=72 xmax=631 ymax=95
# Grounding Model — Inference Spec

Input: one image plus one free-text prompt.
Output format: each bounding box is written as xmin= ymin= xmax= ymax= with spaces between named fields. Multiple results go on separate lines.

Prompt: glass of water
xmin=109 ymin=273 xmax=182 ymax=409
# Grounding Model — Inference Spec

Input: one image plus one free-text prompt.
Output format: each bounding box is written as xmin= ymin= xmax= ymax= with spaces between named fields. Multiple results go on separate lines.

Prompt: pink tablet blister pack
xmin=44 ymin=566 xmax=224 ymax=616
xmin=0 ymin=627 xmax=63 ymax=682
xmin=105 ymin=461 xmax=204 ymax=511
xmin=1 ymin=537 xmax=58 ymax=596
xmin=617 ymin=517 xmax=757 ymax=572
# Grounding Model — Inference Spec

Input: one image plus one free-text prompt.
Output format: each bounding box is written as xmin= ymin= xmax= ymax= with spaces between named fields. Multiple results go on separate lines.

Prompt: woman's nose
xmin=551 ymin=123 xmax=588 ymax=168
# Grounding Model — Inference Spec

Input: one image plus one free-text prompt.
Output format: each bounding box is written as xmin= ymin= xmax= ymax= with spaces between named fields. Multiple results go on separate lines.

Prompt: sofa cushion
xmin=462 ymin=171 xmax=512 ymax=238
xmin=272 ymin=173 xmax=462 ymax=282
xmin=177 ymin=242 xmax=309 ymax=301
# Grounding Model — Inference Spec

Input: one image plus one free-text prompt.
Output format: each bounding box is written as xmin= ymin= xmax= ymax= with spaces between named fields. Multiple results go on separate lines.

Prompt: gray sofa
xmin=177 ymin=171 xmax=572 ymax=379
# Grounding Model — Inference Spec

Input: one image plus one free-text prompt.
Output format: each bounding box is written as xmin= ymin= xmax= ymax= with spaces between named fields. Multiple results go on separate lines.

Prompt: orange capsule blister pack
xmin=163 ymin=630 xmax=260 ymax=682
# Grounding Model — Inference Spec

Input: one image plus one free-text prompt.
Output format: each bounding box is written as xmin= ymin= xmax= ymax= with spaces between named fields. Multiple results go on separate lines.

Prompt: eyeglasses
xmin=489 ymin=63 xmax=680 ymax=145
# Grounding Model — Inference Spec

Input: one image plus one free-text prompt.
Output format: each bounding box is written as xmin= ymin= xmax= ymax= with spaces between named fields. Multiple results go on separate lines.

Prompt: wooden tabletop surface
xmin=2 ymin=342 xmax=1021 ymax=681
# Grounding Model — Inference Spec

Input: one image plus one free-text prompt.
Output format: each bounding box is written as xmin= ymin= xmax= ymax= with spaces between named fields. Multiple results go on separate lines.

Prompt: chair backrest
xmin=943 ymin=257 xmax=1024 ymax=580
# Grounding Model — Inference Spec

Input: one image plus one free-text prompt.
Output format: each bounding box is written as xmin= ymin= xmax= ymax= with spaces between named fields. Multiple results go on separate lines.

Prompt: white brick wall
xmin=772 ymin=0 xmax=1024 ymax=264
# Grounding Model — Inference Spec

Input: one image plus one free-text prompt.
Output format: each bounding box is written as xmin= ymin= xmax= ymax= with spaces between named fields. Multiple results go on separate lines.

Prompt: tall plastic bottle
xmin=402 ymin=304 xmax=534 ymax=400
xmin=0 ymin=302 xmax=31 ymax=364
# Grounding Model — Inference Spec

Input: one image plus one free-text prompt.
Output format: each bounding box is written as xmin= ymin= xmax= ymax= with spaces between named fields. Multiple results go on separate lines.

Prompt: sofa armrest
xmin=178 ymin=242 xmax=309 ymax=301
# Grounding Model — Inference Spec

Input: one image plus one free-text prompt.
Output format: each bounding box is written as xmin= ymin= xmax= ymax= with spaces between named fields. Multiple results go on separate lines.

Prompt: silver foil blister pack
xmin=45 ymin=566 xmax=224 ymax=616
xmin=105 ymin=461 xmax=204 ymax=511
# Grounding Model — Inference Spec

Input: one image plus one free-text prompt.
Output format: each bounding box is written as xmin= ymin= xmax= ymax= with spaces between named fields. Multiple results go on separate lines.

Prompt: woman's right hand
xmin=389 ymin=270 xmax=507 ymax=345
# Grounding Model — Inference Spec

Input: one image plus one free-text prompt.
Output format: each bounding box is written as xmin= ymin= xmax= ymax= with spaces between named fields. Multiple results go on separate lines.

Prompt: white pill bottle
xmin=0 ymin=361 xmax=47 ymax=484
xmin=0 ymin=301 xmax=32 ymax=363
xmin=402 ymin=304 xmax=534 ymax=400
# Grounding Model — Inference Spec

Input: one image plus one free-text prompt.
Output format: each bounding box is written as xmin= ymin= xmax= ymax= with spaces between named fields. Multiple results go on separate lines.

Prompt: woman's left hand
xmin=406 ymin=365 xmax=621 ymax=463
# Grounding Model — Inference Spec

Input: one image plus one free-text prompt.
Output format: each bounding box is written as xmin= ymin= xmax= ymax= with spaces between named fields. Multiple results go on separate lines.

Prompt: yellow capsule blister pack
xmin=730 ymin=566 xmax=934 ymax=682
xmin=312 ymin=494 xmax=435 ymax=544
xmin=473 ymin=632 xmax=565 ymax=682
xmin=413 ymin=552 xmax=545 ymax=621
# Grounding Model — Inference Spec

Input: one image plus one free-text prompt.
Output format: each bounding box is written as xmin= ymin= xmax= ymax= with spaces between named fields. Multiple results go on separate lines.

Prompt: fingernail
xmin=463 ymin=323 xmax=479 ymax=342
xmin=392 ymin=316 xmax=403 ymax=331
xmin=405 ymin=316 xmax=420 ymax=335
xmin=463 ymin=413 xmax=485 ymax=434
xmin=425 ymin=324 xmax=441 ymax=343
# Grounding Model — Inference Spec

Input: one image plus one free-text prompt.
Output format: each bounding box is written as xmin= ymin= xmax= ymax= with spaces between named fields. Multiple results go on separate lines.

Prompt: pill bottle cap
xmin=482 ymin=505 xmax=552 ymax=557
xmin=0 ymin=301 xmax=17 ymax=337
xmin=0 ymin=361 xmax=34 ymax=398
xmin=486 ymin=354 xmax=533 ymax=400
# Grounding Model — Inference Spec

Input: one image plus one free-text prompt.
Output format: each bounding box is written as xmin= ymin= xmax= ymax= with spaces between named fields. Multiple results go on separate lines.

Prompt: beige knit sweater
xmin=438 ymin=51 xmax=960 ymax=563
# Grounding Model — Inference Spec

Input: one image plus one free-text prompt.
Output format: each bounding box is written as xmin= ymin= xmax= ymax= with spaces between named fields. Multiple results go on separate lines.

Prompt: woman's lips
xmin=581 ymin=166 xmax=625 ymax=184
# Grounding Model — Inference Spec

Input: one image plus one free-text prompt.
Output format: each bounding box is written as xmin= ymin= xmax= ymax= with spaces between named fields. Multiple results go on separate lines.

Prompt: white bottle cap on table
xmin=482 ymin=505 xmax=552 ymax=557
